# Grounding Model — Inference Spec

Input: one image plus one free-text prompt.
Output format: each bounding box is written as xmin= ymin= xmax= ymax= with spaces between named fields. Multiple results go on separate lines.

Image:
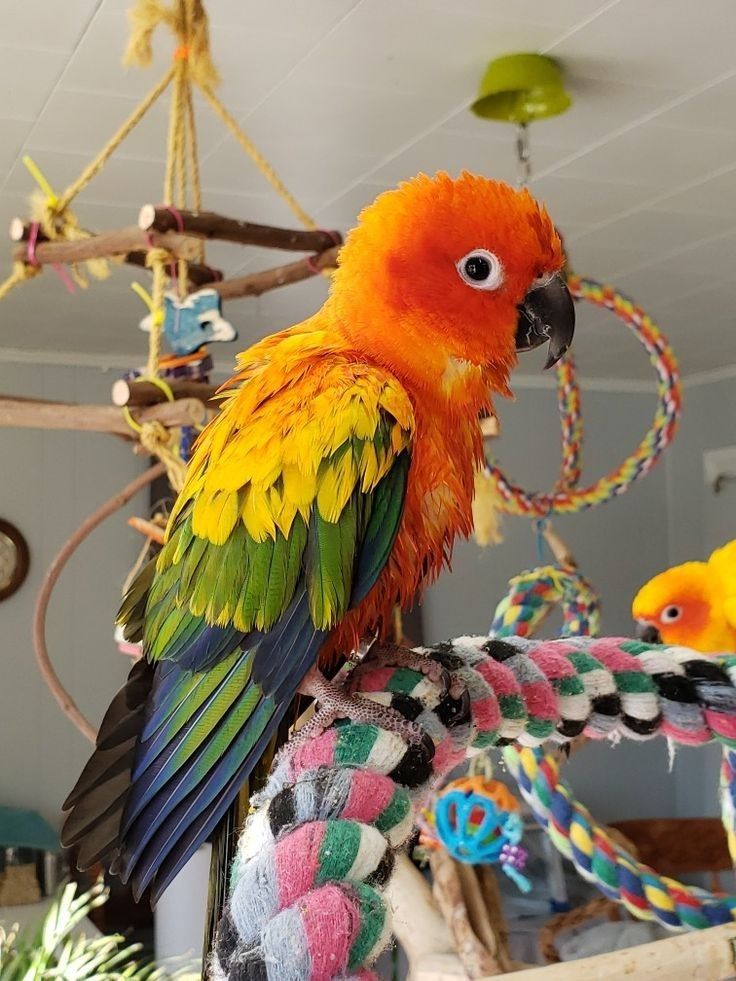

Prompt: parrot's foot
xmin=367 ymin=643 xmax=452 ymax=694
xmin=294 ymin=667 xmax=430 ymax=749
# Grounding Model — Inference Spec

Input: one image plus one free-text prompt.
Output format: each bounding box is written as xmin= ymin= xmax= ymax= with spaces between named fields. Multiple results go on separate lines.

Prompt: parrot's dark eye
xmin=457 ymin=249 xmax=503 ymax=291
xmin=661 ymin=605 xmax=682 ymax=623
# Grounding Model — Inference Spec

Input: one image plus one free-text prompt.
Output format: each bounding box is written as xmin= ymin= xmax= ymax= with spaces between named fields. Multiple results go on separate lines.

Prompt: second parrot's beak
xmin=635 ymin=620 xmax=662 ymax=644
xmin=516 ymin=273 xmax=575 ymax=369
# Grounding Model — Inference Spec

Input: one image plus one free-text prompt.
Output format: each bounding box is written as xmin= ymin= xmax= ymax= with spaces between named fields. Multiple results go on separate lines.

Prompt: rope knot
xmin=28 ymin=189 xmax=110 ymax=287
xmin=138 ymin=420 xmax=186 ymax=491
xmin=144 ymin=246 xmax=172 ymax=269
xmin=123 ymin=0 xmax=220 ymax=90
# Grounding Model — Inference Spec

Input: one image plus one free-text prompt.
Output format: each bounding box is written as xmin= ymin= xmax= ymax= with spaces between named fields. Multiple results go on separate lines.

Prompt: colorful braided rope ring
xmin=486 ymin=276 xmax=682 ymax=517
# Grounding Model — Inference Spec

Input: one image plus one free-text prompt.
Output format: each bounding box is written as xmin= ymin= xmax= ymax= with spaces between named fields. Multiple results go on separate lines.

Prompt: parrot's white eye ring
xmin=661 ymin=605 xmax=682 ymax=623
xmin=456 ymin=249 xmax=504 ymax=291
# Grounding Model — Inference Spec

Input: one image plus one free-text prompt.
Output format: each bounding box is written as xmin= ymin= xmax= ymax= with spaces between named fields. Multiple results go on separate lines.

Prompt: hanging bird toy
xmin=424 ymin=773 xmax=531 ymax=892
xmin=139 ymin=287 xmax=236 ymax=357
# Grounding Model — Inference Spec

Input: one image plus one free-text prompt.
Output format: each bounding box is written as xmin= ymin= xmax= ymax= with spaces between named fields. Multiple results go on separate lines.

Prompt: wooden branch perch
xmin=0 ymin=396 xmax=207 ymax=436
xmin=33 ymin=463 xmax=165 ymax=743
xmin=111 ymin=377 xmax=219 ymax=408
xmin=385 ymin=854 xmax=455 ymax=967
xmin=139 ymin=205 xmax=342 ymax=253
xmin=122 ymin=249 xmax=222 ymax=287
xmin=429 ymin=850 xmax=503 ymax=978
xmin=10 ymin=218 xmax=222 ymax=286
xmin=210 ymin=245 xmax=340 ymax=300
xmin=11 ymin=226 xmax=202 ymax=266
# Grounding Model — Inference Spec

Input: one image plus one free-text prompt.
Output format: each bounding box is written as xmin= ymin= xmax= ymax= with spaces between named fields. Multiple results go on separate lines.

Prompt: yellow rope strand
xmin=0 ymin=263 xmax=40 ymax=301
xmin=170 ymin=57 xmax=189 ymax=296
xmin=56 ymin=67 xmax=174 ymax=213
xmin=197 ymin=83 xmax=318 ymax=230
xmin=184 ymin=84 xmax=205 ymax=264
xmin=121 ymin=371 xmax=187 ymax=493
xmin=145 ymin=248 xmax=169 ymax=378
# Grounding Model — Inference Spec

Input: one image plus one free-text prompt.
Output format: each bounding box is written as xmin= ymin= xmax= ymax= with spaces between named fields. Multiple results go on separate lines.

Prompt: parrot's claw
xmin=367 ymin=643 xmax=461 ymax=698
xmin=294 ymin=668 xmax=429 ymax=748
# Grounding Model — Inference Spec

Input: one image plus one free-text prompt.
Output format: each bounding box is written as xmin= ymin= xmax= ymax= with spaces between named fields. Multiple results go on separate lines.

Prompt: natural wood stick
xmin=33 ymin=463 xmax=165 ymax=743
xmin=210 ymin=245 xmax=340 ymax=300
xmin=0 ymin=396 xmax=206 ymax=436
xmin=139 ymin=205 xmax=342 ymax=253
xmin=480 ymin=414 xmax=499 ymax=438
xmin=124 ymin=249 xmax=222 ymax=287
xmin=10 ymin=220 xmax=222 ymax=286
xmin=506 ymin=920 xmax=736 ymax=981
xmin=474 ymin=867 xmax=514 ymax=973
xmin=542 ymin=523 xmax=578 ymax=570
xmin=429 ymin=850 xmax=502 ymax=978
xmin=9 ymin=217 xmax=32 ymax=242
xmin=11 ymin=226 xmax=202 ymax=266
xmin=111 ymin=377 xmax=219 ymax=408
xmin=127 ymin=515 xmax=166 ymax=544
xmin=384 ymin=855 xmax=455 ymax=968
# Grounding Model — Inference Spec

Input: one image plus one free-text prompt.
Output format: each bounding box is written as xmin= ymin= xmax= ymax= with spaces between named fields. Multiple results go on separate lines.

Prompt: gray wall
xmin=666 ymin=376 xmax=736 ymax=563
xmin=0 ymin=362 xmax=147 ymax=831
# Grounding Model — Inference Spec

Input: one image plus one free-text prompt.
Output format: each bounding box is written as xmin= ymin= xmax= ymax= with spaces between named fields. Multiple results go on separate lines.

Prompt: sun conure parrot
xmin=61 ymin=171 xmax=574 ymax=904
xmin=633 ymin=539 xmax=736 ymax=652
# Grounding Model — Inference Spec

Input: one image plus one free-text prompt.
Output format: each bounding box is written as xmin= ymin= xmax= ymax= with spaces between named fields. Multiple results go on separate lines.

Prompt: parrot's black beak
xmin=635 ymin=620 xmax=662 ymax=644
xmin=516 ymin=272 xmax=575 ymax=369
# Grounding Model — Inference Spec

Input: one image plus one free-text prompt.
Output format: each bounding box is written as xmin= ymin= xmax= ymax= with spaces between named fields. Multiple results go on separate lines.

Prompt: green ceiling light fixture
xmin=471 ymin=53 xmax=572 ymax=187
xmin=471 ymin=53 xmax=571 ymax=124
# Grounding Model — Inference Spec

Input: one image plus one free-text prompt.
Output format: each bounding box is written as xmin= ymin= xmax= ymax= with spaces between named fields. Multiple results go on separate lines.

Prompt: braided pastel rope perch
xmin=211 ymin=637 xmax=736 ymax=979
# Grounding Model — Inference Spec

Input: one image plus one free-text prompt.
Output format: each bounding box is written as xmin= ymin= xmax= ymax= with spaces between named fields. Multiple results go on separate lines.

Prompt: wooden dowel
xmin=139 ymin=205 xmax=342 ymax=253
xmin=11 ymin=226 xmax=202 ymax=266
xmin=543 ymin=523 xmax=578 ymax=570
xmin=9 ymin=221 xmax=222 ymax=286
xmin=0 ymin=396 xmax=206 ymax=436
xmin=9 ymin=217 xmax=43 ymax=242
xmin=508 ymin=920 xmax=736 ymax=981
xmin=480 ymin=414 xmax=499 ymax=438
xmin=210 ymin=245 xmax=340 ymax=300
xmin=111 ymin=377 xmax=219 ymax=408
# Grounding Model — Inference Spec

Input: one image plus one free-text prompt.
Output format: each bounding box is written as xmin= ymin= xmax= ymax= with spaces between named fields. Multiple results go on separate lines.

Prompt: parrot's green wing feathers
xmin=62 ymin=361 xmax=414 ymax=904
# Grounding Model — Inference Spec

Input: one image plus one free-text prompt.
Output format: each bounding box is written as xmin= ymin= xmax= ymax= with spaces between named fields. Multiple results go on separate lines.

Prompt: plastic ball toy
xmin=433 ymin=775 xmax=531 ymax=892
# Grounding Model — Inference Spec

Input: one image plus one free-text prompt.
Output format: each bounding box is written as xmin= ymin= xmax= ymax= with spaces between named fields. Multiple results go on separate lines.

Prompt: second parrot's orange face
xmin=632 ymin=564 xmax=714 ymax=649
xmin=330 ymin=171 xmax=573 ymax=393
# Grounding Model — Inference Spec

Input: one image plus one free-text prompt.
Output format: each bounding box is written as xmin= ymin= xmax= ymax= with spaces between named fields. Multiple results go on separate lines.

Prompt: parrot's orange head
xmin=632 ymin=562 xmax=723 ymax=652
xmin=329 ymin=171 xmax=573 ymax=399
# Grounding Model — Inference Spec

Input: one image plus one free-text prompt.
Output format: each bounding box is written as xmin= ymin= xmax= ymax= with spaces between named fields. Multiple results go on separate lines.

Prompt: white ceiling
xmin=0 ymin=0 xmax=735 ymax=380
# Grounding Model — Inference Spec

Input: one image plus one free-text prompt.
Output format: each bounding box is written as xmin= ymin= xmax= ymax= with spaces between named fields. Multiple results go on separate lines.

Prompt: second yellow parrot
xmin=633 ymin=539 xmax=736 ymax=652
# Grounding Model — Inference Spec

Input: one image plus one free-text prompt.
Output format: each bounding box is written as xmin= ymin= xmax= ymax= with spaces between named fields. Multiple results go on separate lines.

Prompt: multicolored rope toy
xmin=504 ymin=744 xmax=736 ymax=931
xmin=486 ymin=276 xmax=682 ymax=517
xmin=490 ymin=565 xmax=601 ymax=639
xmin=212 ymin=635 xmax=736 ymax=980
xmin=554 ymin=351 xmax=583 ymax=492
